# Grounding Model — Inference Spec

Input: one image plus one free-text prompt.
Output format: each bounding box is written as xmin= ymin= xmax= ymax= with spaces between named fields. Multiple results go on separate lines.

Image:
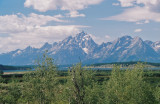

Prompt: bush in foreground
xmin=105 ymin=63 xmax=157 ymax=104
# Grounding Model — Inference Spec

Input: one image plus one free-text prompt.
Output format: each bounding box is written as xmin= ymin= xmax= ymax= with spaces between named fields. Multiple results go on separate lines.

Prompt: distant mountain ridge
xmin=0 ymin=31 xmax=160 ymax=65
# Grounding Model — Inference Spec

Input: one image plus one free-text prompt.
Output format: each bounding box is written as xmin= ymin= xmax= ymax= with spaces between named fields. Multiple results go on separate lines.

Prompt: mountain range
xmin=0 ymin=31 xmax=160 ymax=65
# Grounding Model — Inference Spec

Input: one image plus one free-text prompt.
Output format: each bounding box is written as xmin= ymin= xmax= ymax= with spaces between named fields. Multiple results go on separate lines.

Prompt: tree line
xmin=92 ymin=61 xmax=160 ymax=67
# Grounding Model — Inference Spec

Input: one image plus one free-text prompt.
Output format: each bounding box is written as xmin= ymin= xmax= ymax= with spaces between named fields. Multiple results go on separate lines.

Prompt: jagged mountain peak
xmin=133 ymin=36 xmax=143 ymax=42
xmin=76 ymin=31 xmax=87 ymax=38
xmin=74 ymin=31 xmax=92 ymax=42
xmin=12 ymin=49 xmax=22 ymax=57
xmin=40 ymin=42 xmax=52 ymax=51
xmin=113 ymin=35 xmax=132 ymax=42
xmin=43 ymin=42 xmax=50 ymax=46
xmin=112 ymin=35 xmax=133 ymax=48
xmin=60 ymin=32 xmax=97 ymax=54
xmin=115 ymin=35 xmax=142 ymax=43
xmin=25 ymin=46 xmax=33 ymax=51
xmin=0 ymin=32 xmax=160 ymax=65
xmin=42 ymin=42 xmax=51 ymax=47
xmin=62 ymin=36 xmax=73 ymax=42
xmin=60 ymin=31 xmax=96 ymax=47
xmin=129 ymin=36 xmax=144 ymax=48
xmin=119 ymin=35 xmax=132 ymax=40
xmin=145 ymin=40 xmax=153 ymax=45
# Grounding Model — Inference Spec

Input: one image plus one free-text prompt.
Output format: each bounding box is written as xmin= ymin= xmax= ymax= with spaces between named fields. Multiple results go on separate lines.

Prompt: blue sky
xmin=0 ymin=0 xmax=160 ymax=53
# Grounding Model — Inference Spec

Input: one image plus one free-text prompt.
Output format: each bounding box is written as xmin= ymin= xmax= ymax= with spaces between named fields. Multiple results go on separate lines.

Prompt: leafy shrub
xmin=105 ymin=63 xmax=157 ymax=104
xmin=63 ymin=63 xmax=105 ymax=104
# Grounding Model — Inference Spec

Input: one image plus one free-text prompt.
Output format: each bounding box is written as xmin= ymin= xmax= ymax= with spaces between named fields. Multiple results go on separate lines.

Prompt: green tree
xmin=22 ymin=53 xmax=58 ymax=104
xmin=0 ymin=79 xmax=22 ymax=104
xmin=154 ymin=83 xmax=160 ymax=103
xmin=63 ymin=63 xmax=105 ymax=104
xmin=105 ymin=63 xmax=156 ymax=104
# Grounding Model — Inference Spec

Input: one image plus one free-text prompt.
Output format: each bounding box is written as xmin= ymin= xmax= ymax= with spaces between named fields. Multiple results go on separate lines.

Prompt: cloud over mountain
xmin=0 ymin=13 xmax=89 ymax=53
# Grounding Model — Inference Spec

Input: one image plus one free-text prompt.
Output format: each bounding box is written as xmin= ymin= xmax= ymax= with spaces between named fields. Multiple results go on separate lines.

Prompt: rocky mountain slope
xmin=0 ymin=32 xmax=159 ymax=65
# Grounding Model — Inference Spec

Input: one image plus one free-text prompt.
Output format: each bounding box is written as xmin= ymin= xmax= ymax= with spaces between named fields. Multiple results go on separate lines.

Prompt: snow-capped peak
xmin=0 ymin=32 xmax=160 ymax=65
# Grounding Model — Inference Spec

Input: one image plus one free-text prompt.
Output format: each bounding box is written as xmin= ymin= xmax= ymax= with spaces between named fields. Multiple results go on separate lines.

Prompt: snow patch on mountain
xmin=0 ymin=32 xmax=160 ymax=65
xmin=83 ymin=48 xmax=89 ymax=54
xmin=12 ymin=50 xmax=22 ymax=57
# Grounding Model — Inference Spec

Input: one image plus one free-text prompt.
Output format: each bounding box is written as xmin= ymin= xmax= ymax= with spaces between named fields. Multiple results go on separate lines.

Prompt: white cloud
xmin=0 ymin=13 xmax=89 ymax=53
xmin=24 ymin=0 xmax=104 ymax=11
xmin=24 ymin=0 xmax=104 ymax=17
xmin=103 ymin=0 xmax=160 ymax=24
xmin=0 ymin=13 xmax=67 ymax=34
xmin=118 ymin=0 xmax=135 ymax=7
xmin=103 ymin=6 xmax=160 ymax=23
xmin=134 ymin=29 xmax=142 ymax=33
xmin=118 ymin=0 xmax=160 ymax=9
xmin=66 ymin=11 xmax=85 ymax=18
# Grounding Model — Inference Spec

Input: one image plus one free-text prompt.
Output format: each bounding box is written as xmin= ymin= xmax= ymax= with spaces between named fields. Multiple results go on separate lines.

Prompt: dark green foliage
xmin=0 ymin=79 xmax=22 ymax=104
xmin=0 ymin=76 xmax=3 ymax=83
xmin=0 ymin=64 xmax=32 ymax=71
xmin=1 ymin=85 xmax=21 ymax=103
xmin=0 ymin=70 xmax=3 ymax=75
xmin=154 ymin=84 xmax=160 ymax=103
